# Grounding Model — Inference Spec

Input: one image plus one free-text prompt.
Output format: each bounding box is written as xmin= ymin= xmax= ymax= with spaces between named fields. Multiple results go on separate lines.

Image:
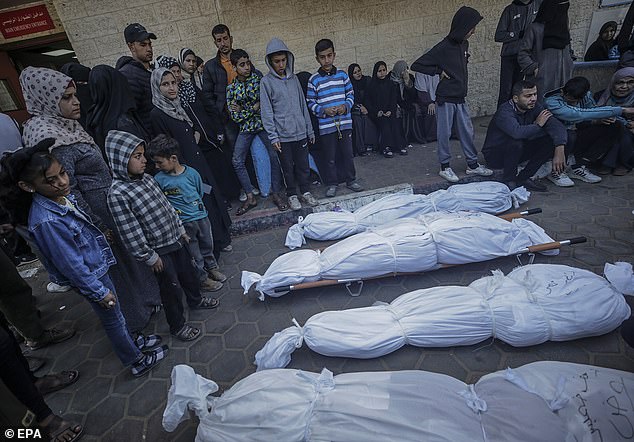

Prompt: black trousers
xmin=0 ymin=248 xmax=44 ymax=341
xmin=319 ymin=129 xmax=356 ymax=186
xmin=0 ymin=318 xmax=51 ymax=422
xmin=497 ymin=55 xmax=523 ymax=107
xmin=278 ymin=139 xmax=311 ymax=196
xmin=154 ymin=245 xmax=202 ymax=334
xmin=484 ymin=135 xmax=555 ymax=183
xmin=574 ymin=123 xmax=620 ymax=166
xmin=375 ymin=116 xmax=403 ymax=151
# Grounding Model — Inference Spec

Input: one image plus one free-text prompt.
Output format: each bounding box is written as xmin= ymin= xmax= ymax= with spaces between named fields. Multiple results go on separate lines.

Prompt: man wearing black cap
xmin=116 ymin=23 xmax=157 ymax=134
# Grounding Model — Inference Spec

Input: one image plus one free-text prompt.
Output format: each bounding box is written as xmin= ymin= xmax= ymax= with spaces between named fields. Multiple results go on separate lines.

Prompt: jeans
xmin=184 ymin=218 xmax=218 ymax=283
xmin=232 ymin=130 xmax=283 ymax=194
xmin=436 ymin=102 xmax=479 ymax=167
xmin=319 ymin=129 xmax=356 ymax=186
xmin=278 ymin=139 xmax=311 ymax=196
xmin=90 ymin=275 xmax=142 ymax=366
xmin=154 ymin=244 xmax=202 ymax=333
xmin=484 ymin=135 xmax=555 ymax=183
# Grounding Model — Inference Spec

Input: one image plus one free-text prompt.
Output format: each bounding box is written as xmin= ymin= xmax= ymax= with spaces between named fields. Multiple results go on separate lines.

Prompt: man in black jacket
xmin=117 ymin=23 xmax=156 ymax=134
xmin=482 ymin=80 xmax=567 ymax=192
xmin=494 ymin=0 xmax=543 ymax=106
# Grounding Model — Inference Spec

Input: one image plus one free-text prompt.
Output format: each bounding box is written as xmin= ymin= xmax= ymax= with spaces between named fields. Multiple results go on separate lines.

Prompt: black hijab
xmin=584 ymin=21 xmax=617 ymax=61
xmin=348 ymin=63 xmax=370 ymax=104
xmin=535 ymin=0 xmax=570 ymax=50
xmin=86 ymin=65 xmax=143 ymax=149
xmin=367 ymin=61 xmax=397 ymax=112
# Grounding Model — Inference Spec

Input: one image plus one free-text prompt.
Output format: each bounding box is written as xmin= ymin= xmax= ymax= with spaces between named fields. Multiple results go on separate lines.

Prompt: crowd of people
xmin=1 ymin=0 xmax=634 ymax=439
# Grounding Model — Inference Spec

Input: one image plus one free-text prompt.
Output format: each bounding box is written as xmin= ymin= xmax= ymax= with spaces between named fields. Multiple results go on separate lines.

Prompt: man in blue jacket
xmin=482 ymin=80 xmax=566 ymax=191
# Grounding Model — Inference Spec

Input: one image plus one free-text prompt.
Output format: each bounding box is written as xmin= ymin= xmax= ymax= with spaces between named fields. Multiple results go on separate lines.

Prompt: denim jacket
xmin=28 ymin=193 xmax=116 ymax=302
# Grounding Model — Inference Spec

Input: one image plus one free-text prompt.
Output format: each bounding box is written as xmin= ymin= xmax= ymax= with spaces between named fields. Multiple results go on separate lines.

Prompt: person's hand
xmin=384 ymin=111 xmax=392 ymax=117
xmin=0 ymin=223 xmax=14 ymax=236
xmin=552 ymin=145 xmax=565 ymax=174
xmin=535 ymin=109 xmax=552 ymax=127
xmin=103 ymin=228 xmax=115 ymax=244
xmin=273 ymin=142 xmax=282 ymax=152
xmin=253 ymin=101 xmax=261 ymax=112
xmin=622 ymin=107 xmax=634 ymax=116
xmin=359 ymin=104 xmax=368 ymax=115
xmin=627 ymin=121 xmax=634 ymax=130
xmin=324 ymin=106 xmax=337 ymax=117
xmin=152 ymin=257 xmax=164 ymax=273
xmin=336 ymin=104 xmax=347 ymax=115
xmin=440 ymin=71 xmax=450 ymax=80
xmin=194 ymin=131 xmax=201 ymax=143
xmin=98 ymin=291 xmax=116 ymax=309
xmin=427 ymin=102 xmax=436 ymax=116
xmin=229 ymin=102 xmax=241 ymax=113
xmin=181 ymin=233 xmax=191 ymax=243
xmin=533 ymin=67 xmax=539 ymax=77
xmin=309 ymin=135 xmax=315 ymax=144
xmin=377 ymin=110 xmax=384 ymax=117
xmin=599 ymin=117 xmax=617 ymax=125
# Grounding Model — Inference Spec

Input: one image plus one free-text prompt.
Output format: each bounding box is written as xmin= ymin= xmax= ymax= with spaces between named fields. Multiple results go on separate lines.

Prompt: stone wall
xmin=52 ymin=0 xmax=599 ymax=116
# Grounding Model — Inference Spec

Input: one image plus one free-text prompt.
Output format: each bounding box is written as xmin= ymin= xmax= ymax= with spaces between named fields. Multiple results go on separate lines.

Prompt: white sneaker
xmin=239 ymin=190 xmax=247 ymax=202
xmin=439 ymin=167 xmax=459 ymax=182
xmin=547 ymin=171 xmax=574 ymax=187
xmin=288 ymin=195 xmax=302 ymax=210
xmin=533 ymin=161 xmax=552 ymax=179
xmin=47 ymin=282 xmax=72 ymax=293
xmin=568 ymin=165 xmax=602 ymax=183
xmin=301 ymin=191 xmax=319 ymax=207
xmin=465 ymin=164 xmax=493 ymax=176
xmin=252 ymin=188 xmax=260 ymax=196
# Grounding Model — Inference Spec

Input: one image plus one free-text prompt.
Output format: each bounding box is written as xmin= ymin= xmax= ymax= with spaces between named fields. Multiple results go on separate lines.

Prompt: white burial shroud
xmin=254 ymin=264 xmax=632 ymax=370
xmin=163 ymin=361 xmax=634 ymax=442
xmin=285 ymin=181 xmax=530 ymax=249
xmin=242 ymin=211 xmax=556 ymax=299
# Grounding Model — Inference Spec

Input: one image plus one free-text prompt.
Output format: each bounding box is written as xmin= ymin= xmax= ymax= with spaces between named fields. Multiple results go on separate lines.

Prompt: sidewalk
xmin=16 ymin=116 xmax=634 ymax=441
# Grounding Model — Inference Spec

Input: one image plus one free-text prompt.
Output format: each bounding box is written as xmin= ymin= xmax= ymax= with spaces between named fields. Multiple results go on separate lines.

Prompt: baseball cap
xmin=124 ymin=23 xmax=157 ymax=43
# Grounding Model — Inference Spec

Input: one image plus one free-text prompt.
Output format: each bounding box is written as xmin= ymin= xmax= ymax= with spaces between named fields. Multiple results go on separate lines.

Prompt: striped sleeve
xmin=306 ymin=77 xmax=323 ymax=118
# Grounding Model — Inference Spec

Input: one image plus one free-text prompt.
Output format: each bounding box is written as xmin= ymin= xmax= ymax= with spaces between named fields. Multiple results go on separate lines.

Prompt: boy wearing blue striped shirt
xmin=307 ymin=39 xmax=363 ymax=197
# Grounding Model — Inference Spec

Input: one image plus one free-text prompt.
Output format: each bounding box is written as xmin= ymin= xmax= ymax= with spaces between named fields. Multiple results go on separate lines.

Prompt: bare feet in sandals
xmin=271 ymin=193 xmax=288 ymax=212
xmin=35 ymin=370 xmax=80 ymax=396
xmin=236 ymin=194 xmax=257 ymax=216
xmin=39 ymin=414 xmax=83 ymax=442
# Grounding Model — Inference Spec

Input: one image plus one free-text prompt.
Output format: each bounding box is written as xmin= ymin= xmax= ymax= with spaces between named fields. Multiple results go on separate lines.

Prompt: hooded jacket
xmin=544 ymin=90 xmax=623 ymax=129
xmin=260 ymin=38 xmax=314 ymax=144
xmin=411 ymin=6 xmax=483 ymax=104
xmin=494 ymin=0 xmax=543 ymax=57
xmin=105 ymin=130 xmax=185 ymax=266
xmin=116 ymin=56 xmax=153 ymax=134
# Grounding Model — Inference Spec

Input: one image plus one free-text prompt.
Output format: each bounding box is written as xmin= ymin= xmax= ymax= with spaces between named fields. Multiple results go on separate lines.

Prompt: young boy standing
xmin=260 ymin=38 xmax=318 ymax=210
xmin=411 ymin=6 xmax=494 ymax=183
xmin=148 ymin=135 xmax=228 ymax=291
xmin=105 ymin=130 xmax=219 ymax=342
xmin=226 ymin=49 xmax=287 ymax=215
xmin=307 ymin=39 xmax=363 ymax=198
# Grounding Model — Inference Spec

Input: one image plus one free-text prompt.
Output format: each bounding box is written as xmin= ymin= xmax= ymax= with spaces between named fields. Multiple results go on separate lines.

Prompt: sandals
xmin=173 ymin=324 xmax=201 ymax=341
xmin=134 ymin=334 xmax=163 ymax=351
xmin=271 ymin=193 xmax=288 ymax=211
xmin=35 ymin=370 xmax=80 ymax=396
xmin=42 ymin=415 xmax=83 ymax=442
xmin=236 ymin=199 xmax=257 ymax=216
xmin=193 ymin=297 xmax=220 ymax=309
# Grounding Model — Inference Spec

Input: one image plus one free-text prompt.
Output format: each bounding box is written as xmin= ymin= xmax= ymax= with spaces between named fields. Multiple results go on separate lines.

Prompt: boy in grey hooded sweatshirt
xmin=260 ymin=38 xmax=318 ymax=209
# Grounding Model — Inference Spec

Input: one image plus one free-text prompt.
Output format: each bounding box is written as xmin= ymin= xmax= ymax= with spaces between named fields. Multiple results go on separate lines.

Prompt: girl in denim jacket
xmin=0 ymin=140 xmax=167 ymax=378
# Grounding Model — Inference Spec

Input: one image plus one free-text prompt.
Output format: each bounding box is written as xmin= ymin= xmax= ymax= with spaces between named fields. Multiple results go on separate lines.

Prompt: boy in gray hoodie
xmin=260 ymin=38 xmax=318 ymax=210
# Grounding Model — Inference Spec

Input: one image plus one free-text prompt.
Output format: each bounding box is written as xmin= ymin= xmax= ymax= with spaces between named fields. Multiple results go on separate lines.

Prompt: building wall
xmin=52 ymin=0 xmax=599 ymax=116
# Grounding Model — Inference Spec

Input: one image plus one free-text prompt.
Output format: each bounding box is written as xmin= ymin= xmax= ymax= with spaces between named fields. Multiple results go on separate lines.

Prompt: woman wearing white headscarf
xmin=19 ymin=66 xmax=161 ymax=333
xmin=150 ymin=67 xmax=232 ymax=254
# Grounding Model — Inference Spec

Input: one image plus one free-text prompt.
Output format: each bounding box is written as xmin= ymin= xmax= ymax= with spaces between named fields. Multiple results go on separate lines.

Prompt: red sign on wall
xmin=0 ymin=5 xmax=55 ymax=39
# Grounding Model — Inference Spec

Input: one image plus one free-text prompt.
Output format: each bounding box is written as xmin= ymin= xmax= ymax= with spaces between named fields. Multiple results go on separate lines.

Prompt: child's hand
xmin=377 ymin=110 xmax=384 ymax=117
xmin=428 ymin=103 xmax=436 ymax=115
xmin=152 ymin=257 xmax=165 ymax=273
xmin=309 ymin=135 xmax=315 ymax=144
xmin=229 ymin=102 xmax=241 ymax=113
xmin=336 ymin=104 xmax=347 ymax=115
xmin=98 ymin=291 xmax=117 ymax=309
xmin=360 ymin=104 xmax=368 ymax=115
xmin=273 ymin=142 xmax=282 ymax=152
xmin=384 ymin=111 xmax=392 ymax=117
xmin=181 ymin=233 xmax=191 ymax=243
xmin=324 ymin=107 xmax=337 ymax=117
xmin=440 ymin=71 xmax=450 ymax=80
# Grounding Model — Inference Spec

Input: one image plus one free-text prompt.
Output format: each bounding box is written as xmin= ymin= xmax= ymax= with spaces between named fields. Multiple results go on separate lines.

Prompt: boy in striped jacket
xmin=307 ymin=39 xmax=363 ymax=198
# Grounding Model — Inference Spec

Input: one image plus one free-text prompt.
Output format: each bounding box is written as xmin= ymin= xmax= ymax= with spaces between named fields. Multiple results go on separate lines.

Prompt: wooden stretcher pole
xmin=497 ymin=208 xmax=542 ymax=221
xmin=274 ymin=235 xmax=587 ymax=293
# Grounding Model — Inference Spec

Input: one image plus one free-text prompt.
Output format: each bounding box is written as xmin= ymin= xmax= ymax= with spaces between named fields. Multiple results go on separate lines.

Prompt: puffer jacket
xmin=202 ymin=53 xmax=229 ymax=118
xmin=116 ymin=56 xmax=153 ymax=133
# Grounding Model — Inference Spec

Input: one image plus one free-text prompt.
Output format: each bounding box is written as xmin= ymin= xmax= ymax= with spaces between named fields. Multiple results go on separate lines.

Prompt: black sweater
xmin=411 ymin=6 xmax=483 ymax=104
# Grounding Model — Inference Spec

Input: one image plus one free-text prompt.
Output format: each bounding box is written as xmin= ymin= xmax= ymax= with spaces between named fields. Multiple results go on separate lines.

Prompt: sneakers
xmin=200 ymin=278 xmax=223 ymax=292
xmin=16 ymin=253 xmax=38 ymax=266
xmin=301 ymin=192 xmax=319 ymax=207
xmin=239 ymin=190 xmax=247 ymax=202
xmin=134 ymin=334 xmax=162 ymax=351
xmin=26 ymin=328 xmax=76 ymax=350
xmin=131 ymin=345 xmax=169 ymax=377
xmin=547 ymin=171 xmax=574 ymax=187
xmin=382 ymin=148 xmax=394 ymax=158
xmin=288 ymin=195 xmax=302 ymax=210
xmin=568 ymin=166 xmax=602 ymax=183
xmin=47 ymin=282 xmax=72 ymax=293
xmin=465 ymin=164 xmax=493 ymax=176
xmin=325 ymin=186 xmax=337 ymax=197
xmin=346 ymin=182 xmax=363 ymax=192
xmin=439 ymin=167 xmax=460 ymax=183
xmin=252 ymin=188 xmax=261 ymax=196
xmin=221 ymin=244 xmax=233 ymax=252
xmin=207 ymin=268 xmax=227 ymax=283
xmin=520 ymin=177 xmax=547 ymax=192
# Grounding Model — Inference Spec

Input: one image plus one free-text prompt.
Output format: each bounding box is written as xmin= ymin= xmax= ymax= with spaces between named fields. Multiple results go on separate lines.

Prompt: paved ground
xmin=16 ymin=117 xmax=634 ymax=441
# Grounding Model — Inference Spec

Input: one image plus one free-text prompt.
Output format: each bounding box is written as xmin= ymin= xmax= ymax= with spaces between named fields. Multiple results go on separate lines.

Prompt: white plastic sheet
xmin=255 ymin=264 xmax=632 ymax=370
xmin=244 ymin=211 xmax=556 ymax=299
xmin=285 ymin=181 xmax=530 ymax=249
xmin=163 ymin=361 xmax=634 ymax=442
